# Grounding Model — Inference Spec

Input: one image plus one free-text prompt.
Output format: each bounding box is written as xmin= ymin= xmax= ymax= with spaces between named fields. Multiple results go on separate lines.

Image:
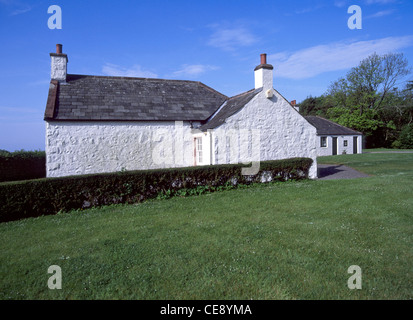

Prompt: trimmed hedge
xmin=0 ymin=157 xmax=312 ymax=222
xmin=0 ymin=150 xmax=46 ymax=182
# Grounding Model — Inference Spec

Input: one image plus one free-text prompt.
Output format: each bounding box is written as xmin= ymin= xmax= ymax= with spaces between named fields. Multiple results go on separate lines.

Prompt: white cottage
xmin=44 ymin=44 xmax=318 ymax=178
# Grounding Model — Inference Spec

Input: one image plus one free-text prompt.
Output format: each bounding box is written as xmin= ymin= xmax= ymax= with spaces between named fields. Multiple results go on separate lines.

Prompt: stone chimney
xmin=50 ymin=44 xmax=68 ymax=82
xmin=254 ymin=53 xmax=273 ymax=90
xmin=291 ymin=100 xmax=299 ymax=112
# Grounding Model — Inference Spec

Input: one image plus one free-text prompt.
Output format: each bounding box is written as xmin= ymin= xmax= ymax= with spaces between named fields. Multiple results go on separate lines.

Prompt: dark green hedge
xmin=0 ymin=150 xmax=46 ymax=182
xmin=0 ymin=157 xmax=312 ymax=222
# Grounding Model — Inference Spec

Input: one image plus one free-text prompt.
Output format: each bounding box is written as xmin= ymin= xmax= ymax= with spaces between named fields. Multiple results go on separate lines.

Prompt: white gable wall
xmin=45 ymin=121 xmax=199 ymax=177
xmin=209 ymin=90 xmax=318 ymax=178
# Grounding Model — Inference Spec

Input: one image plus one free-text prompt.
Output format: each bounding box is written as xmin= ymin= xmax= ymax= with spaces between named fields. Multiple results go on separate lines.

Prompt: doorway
xmin=332 ymin=137 xmax=338 ymax=155
xmin=353 ymin=136 xmax=358 ymax=154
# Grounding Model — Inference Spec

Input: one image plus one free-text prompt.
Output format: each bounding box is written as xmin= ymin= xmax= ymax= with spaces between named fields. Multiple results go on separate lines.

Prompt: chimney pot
xmin=56 ymin=44 xmax=62 ymax=54
xmin=291 ymin=100 xmax=296 ymax=106
xmin=260 ymin=53 xmax=267 ymax=65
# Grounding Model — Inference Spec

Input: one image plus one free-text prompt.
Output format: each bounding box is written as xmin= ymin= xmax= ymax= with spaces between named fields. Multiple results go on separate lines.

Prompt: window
xmin=344 ymin=140 xmax=348 ymax=147
xmin=320 ymin=137 xmax=327 ymax=148
xmin=195 ymin=137 xmax=203 ymax=164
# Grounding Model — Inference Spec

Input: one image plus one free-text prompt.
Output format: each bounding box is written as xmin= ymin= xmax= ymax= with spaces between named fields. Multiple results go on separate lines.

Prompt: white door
xmin=194 ymin=137 xmax=203 ymax=165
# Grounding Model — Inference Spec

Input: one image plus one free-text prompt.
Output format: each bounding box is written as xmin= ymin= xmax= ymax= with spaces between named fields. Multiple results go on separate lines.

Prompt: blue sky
xmin=1 ymin=0 xmax=412 ymax=151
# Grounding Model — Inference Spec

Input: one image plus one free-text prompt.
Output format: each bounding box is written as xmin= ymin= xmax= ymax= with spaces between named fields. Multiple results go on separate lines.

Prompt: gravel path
xmin=317 ymin=164 xmax=370 ymax=180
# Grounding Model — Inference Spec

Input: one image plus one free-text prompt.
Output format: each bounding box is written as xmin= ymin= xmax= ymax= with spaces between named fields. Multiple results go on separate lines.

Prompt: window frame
xmin=320 ymin=136 xmax=327 ymax=148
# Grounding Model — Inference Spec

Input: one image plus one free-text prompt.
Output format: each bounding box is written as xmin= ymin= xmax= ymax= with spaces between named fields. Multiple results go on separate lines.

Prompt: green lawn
xmin=363 ymin=148 xmax=413 ymax=153
xmin=1 ymin=153 xmax=412 ymax=299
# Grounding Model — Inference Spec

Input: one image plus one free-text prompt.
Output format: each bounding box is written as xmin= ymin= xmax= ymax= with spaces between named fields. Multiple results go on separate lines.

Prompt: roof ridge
xmin=229 ymin=88 xmax=260 ymax=100
xmin=67 ymin=73 xmax=207 ymax=85
xmin=66 ymin=73 xmax=228 ymax=100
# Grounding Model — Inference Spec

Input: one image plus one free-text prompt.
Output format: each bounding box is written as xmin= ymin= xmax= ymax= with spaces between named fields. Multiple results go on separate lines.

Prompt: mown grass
xmin=318 ymin=151 xmax=413 ymax=176
xmin=0 ymin=153 xmax=412 ymax=300
xmin=363 ymin=148 xmax=413 ymax=153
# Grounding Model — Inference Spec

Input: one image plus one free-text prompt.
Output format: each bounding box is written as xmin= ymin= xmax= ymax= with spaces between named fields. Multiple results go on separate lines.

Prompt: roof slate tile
xmin=48 ymin=74 xmax=228 ymax=121
xmin=305 ymin=116 xmax=362 ymax=135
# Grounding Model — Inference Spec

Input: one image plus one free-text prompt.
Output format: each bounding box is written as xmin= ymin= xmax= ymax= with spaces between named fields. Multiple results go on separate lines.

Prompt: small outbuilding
xmin=304 ymin=116 xmax=363 ymax=156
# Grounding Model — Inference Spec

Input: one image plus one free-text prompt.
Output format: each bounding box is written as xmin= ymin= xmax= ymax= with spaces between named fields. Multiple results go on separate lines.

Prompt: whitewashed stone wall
xmin=209 ymin=90 xmax=318 ymax=179
xmin=46 ymin=95 xmax=320 ymax=178
xmin=45 ymin=121 xmax=198 ymax=177
xmin=316 ymin=136 xmax=334 ymax=157
xmin=316 ymin=135 xmax=362 ymax=156
xmin=50 ymin=55 xmax=67 ymax=81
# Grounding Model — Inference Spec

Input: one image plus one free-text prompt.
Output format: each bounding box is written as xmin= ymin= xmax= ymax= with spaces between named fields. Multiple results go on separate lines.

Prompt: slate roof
xmin=45 ymin=74 xmax=228 ymax=121
xmin=199 ymin=88 xmax=262 ymax=130
xmin=305 ymin=116 xmax=362 ymax=135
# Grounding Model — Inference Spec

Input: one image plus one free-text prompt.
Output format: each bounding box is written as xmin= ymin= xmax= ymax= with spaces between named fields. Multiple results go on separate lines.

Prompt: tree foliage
xmin=399 ymin=124 xmax=413 ymax=149
xmin=298 ymin=52 xmax=412 ymax=148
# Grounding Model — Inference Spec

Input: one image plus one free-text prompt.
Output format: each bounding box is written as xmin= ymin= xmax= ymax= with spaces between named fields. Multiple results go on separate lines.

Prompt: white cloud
xmin=207 ymin=25 xmax=257 ymax=51
xmin=0 ymin=0 xmax=33 ymax=15
xmin=335 ymin=0 xmax=396 ymax=7
xmin=295 ymin=4 xmax=325 ymax=14
xmin=10 ymin=5 xmax=32 ymax=15
xmin=365 ymin=9 xmax=395 ymax=19
xmin=364 ymin=0 xmax=396 ymax=4
xmin=172 ymin=64 xmax=219 ymax=77
xmin=102 ymin=63 xmax=157 ymax=78
xmin=269 ymin=36 xmax=413 ymax=79
xmin=334 ymin=0 xmax=348 ymax=8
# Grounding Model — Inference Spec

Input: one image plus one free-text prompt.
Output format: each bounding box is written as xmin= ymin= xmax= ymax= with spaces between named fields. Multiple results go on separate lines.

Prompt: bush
xmin=399 ymin=124 xmax=413 ymax=149
xmin=0 ymin=150 xmax=46 ymax=182
xmin=0 ymin=158 xmax=312 ymax=222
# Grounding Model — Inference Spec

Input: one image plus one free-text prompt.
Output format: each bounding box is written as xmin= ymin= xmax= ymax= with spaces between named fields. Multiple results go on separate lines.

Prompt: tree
xmin=402 ymin=81 xmax=413 ymax=125
xmin=328 ymin=52 xmax=410 ymax=114
xmin=298 ymin=95 xmax=332 ymax=117
xmin=324 ymin=52 xmax=411 ymax=147
xmin=399 ymin=124 xmax=413 ymax=149
xmin=326 ymin=106 xmax=381 ymax=137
